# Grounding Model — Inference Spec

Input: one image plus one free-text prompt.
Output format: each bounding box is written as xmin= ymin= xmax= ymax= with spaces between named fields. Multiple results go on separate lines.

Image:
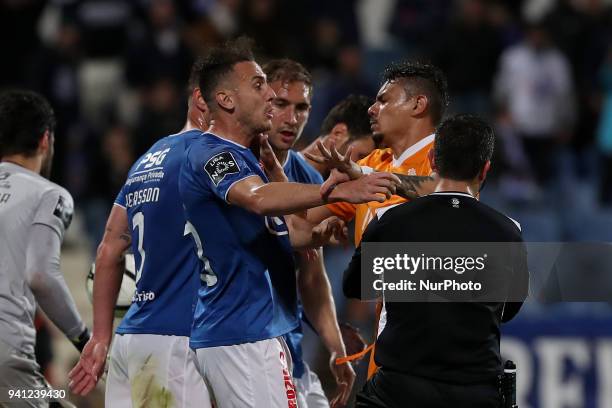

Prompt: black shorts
xmin=355 ymin=368 xmax=501 ymax=408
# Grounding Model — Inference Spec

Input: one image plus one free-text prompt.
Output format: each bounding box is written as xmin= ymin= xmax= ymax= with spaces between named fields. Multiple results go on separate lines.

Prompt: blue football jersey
xmin=282 ymin=149 xmax=324 ymax=378
xmin=179 ymin=132 xmax=299 ymax=348
xmin=114 ymin=130 xmax=203 ymax=336
xmin=283 ymin=150 xmax=324 ymax=186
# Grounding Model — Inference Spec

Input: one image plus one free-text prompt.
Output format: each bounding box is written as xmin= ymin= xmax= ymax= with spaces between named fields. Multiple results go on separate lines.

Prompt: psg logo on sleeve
xmin=204 ymin=152 xmax=240 ymax=186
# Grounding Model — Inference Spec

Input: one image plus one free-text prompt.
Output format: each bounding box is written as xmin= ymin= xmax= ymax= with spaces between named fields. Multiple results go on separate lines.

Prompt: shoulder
xmin=357 ymin=148 xmax=393 ymax=169
xmin=288 ymin=151 xmax=324 ymax=184
xmin=469 ymin=199 xmax=523 ymax=238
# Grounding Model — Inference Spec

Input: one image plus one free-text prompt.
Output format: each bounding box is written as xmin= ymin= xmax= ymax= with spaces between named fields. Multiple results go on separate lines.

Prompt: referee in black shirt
xmin=344 ymin=114 xmax=529 ymax=408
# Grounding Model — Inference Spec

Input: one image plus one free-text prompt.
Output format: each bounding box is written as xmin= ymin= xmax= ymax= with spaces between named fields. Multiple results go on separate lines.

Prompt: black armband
xmin=70 ymin=327 xmax=91 ymax=352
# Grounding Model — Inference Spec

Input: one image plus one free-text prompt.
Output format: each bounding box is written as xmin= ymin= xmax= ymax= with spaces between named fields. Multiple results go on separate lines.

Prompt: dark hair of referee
xmin=432 ymin=113 xmax=494 ymax=187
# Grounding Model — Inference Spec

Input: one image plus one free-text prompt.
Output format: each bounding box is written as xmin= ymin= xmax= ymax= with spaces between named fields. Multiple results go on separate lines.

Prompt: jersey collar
xmin=206 ymin=131 xmax=249 ymax=149
xmin=429 ymin=191 xmax=476 ymax=199
xmin=392 ymin=133 xmax=435 ymax=167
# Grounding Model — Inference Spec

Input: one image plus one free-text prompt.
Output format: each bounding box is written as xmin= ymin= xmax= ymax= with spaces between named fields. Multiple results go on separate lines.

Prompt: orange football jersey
xmin=327 ymin=134 xmax=435 ymax=244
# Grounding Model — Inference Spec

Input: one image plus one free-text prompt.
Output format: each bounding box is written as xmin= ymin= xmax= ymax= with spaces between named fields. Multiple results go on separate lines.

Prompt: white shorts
xmin=295 ymin=363 xmax=329 ymax=408
xmin=106 ymin=333 xmax=211 ymax=408
xmin=195 ymin=337 xmax=298 ymax=408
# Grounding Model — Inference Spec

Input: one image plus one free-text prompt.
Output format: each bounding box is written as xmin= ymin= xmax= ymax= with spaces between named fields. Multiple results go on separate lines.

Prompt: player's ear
xmin=215 ymin=89 xmax=235 ymax=111
xmin=193 ymin=88 xmax=210 ymax=126
xmin=479 ymin=160 xmax=491 ymax=182
xmin=428 ymin=148 xmax=437 ymax=171
xmin=328 ymin=123 xmax=349 ymax=147
xmin=39 ymin=130 xmax=51 ymax=153
xmin=193 ymin=88 xmax=208 ymax=113
xmin=413 ymin=94 xmax=429 ymax=117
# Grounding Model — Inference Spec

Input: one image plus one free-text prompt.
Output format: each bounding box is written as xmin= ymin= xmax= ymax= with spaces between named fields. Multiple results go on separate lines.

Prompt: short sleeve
xmin=114 ymin=184 xmax=127 ymax=208
xmin=197 ymin=148 xmax=260 ymax=202
xmin=32 ymin=187 xmax=74 ymax=239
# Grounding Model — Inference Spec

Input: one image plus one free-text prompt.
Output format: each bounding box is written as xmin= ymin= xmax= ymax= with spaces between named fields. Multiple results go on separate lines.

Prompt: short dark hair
xmin=197 ymin=37 xmax=255 ymax=106
xmin=0 ymin=90 xmax=56 ymax=158
xmin=383 ymin=61 xmax=449 ymax=125
xmin=262 ymin=59 xmax=313 ymax=94
xmin=320 ymin=94 xmax=373 ymax=141
xmin=187 ymin=56 xmax=205 ymax=95
xmin=434 ymin=114 xmax=494 ymax=181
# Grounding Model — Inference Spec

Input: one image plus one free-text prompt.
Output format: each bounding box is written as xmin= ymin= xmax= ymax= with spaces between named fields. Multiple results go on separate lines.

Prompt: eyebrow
xmin=252 ymin=74 xmax=266 ymax=82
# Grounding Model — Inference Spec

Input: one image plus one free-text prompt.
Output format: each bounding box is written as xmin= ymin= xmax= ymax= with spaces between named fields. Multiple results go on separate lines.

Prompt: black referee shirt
xmin=343 ymin=192 xmax=528 ymax=385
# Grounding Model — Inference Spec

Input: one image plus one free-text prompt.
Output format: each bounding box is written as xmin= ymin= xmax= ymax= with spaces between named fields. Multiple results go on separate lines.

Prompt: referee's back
xmin=353 ymin=192 xmax=527 ymax=384
xmin=346 ymin=114 xmax=529 ymax=408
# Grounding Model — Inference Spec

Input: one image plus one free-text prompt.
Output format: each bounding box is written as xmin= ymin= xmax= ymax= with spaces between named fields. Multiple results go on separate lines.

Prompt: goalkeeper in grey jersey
xmin=0 ymin=90 xmax=89 ymax=405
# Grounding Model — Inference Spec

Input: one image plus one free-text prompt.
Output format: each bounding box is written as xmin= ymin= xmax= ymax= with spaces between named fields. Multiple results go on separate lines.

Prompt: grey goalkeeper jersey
xmin=0 ymin=162 xmax=75 ymax=353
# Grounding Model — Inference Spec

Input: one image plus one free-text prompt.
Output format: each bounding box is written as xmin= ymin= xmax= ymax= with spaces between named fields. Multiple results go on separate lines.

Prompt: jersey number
xmin=184 ymin=221 xmax=218 ymax=287
xmin=132 ymin=212 xmax=146 ymax=284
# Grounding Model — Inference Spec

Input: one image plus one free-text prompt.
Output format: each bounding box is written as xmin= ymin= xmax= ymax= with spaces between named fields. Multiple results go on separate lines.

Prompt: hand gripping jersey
xmin=179 ymin=132 xmax=299 ymax=348
xmin=282 ymin=150 xmax=324 ymax=379
xmin=326 ymin=134 xmax=435 ymax=245
xmin=114 ymin=130 xmax=203 ymax=336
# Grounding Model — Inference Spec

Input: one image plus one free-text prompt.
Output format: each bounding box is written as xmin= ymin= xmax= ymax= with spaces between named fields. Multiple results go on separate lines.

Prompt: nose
xmin=368 ymin=102 xmax=378 ymax=118
xmin=264 ymin=83 xmax=275 ymax=103
xmin=285 ymin=106 xmax=298 ymax=125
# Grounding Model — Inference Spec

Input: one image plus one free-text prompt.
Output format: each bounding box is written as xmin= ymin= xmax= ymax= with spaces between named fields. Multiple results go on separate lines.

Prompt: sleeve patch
xmin=53 ymin=195 xmax=73 ymax=229
xmin=204 ymin=152 xmax=240 ymax=186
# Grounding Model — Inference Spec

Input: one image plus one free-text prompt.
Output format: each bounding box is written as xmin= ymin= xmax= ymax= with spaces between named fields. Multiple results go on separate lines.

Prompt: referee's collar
xmin=429 ymin=191 xmax=476 ymax=199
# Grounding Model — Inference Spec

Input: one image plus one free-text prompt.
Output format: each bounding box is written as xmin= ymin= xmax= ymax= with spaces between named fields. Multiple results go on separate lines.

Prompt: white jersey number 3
xmin=184 ymin=221 xmax=218 ymax=287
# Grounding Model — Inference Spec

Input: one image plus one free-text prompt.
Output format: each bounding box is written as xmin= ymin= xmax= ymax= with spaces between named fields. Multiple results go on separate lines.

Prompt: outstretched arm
xmin=298 ymin=250 xmax=355 ymax=407
xmin=306 ymin=140 xmax=438 ymax=199
xmin=69 ymin=205 xmax=131 ymax=395
xmin=227 ymin=171 xmax=399 ymax=217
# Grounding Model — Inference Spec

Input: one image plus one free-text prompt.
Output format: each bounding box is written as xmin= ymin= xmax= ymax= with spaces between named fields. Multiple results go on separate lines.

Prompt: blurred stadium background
xmin=2 ymin=0 xmax=612 ymax=406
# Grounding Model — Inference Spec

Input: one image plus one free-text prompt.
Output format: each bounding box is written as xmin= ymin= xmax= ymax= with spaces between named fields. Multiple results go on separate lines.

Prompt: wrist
xmin=347 ymin=163 xmax=363 ymax=180
xmin=325 ymin=183 xmax=343 ymax=203
xmin=70 ymin=327 xmax=91 ymax=352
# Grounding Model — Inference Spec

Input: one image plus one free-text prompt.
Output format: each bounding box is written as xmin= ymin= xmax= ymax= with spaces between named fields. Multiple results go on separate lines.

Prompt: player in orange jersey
xmin=305 ymin=61 xmax=449 ymax=378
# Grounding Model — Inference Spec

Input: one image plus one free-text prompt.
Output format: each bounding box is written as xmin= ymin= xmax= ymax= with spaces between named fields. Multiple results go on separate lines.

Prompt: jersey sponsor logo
xmin=0 ymin=171 xmax=10 ymax=188
xmin=125 ymin=187 xmax=160 ymax=208
xmin=451 ymin=198 xmax=460 ymax=208
xmin=204 ymin=152 xmax=240 ymax=186
xmin=280 ymin=352 xmax=298 ymax=407
xmin=54 ymin=195 xmax=73 ymax=229
xmin=125 ymin=169 xmax=165 ymax=186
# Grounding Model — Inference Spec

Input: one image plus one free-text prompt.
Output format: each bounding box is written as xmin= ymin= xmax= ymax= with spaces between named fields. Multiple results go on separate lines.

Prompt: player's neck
xmin=274 ymin=147 xmax=289 ymax=166
xmin=181 ymin=106 xmax=208 ymax=133
xmin=434 ymin=178 xmax=479 ymax=199
xmin=388 ymin=122 xmax=435 ymax=159
xmin=208 ymin=118 xmax=253 ymax=148
xmin=1 ymin=154 xmax=42 ymax=175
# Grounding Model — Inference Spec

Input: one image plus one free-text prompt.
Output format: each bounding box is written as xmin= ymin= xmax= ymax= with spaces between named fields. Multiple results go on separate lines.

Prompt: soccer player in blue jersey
xmin=68 ymin=61 xmax=213 ymax=407
xmin=263 ymin=59 xmax=355 ymax=408
xmin=179 ymin=38 xmax=399 ymax=408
